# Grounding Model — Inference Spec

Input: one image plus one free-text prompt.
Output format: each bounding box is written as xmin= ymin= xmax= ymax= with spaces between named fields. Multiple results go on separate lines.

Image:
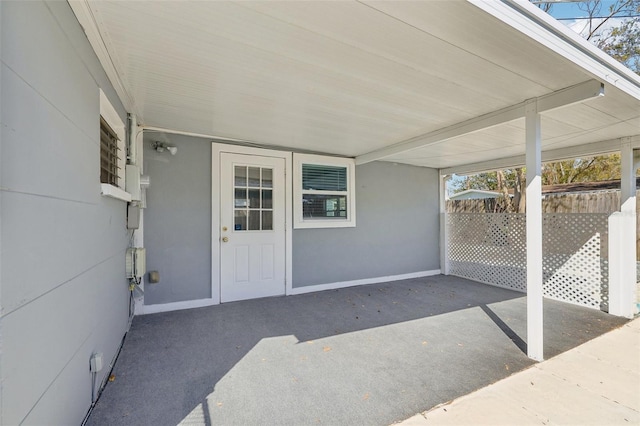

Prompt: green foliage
xmin=453 ymin=170 xmax=515 ymax=192
xmin=452 ymin=153 xmax=622 ymax=194
xmin=532 ymin=0 xmax=640 ymax=74
xmin=599 ymin=16 xmax=640 ymax=73
xmin=585 ymin=0 xmax=640 ymax=73
xmin=541 ymin=154 xmax=621 ymax=185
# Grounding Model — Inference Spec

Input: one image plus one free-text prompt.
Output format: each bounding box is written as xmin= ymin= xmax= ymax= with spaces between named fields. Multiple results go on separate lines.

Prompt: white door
xmin=220 ymin=153 xmax=286 ymax=302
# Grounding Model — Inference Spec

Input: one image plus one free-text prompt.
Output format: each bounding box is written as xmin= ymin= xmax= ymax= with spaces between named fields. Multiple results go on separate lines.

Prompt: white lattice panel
xmin=447 ymin=213 xmax=609 ymax=311
xmin=448 ymin=214 xmax=527 ymax=291
xmin=542 ymin=214 xmax=608 ymax=310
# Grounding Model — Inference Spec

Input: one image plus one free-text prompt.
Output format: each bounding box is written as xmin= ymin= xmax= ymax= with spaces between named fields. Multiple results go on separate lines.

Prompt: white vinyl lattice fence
xmin=447 ymin=213 xmax=609 ymax=310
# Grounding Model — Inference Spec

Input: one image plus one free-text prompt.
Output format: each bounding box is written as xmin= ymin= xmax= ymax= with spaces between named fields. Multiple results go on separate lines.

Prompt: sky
xmin=545 ymin=0 xmax=619 ymax=20
xmin=544 ymin=0 xmax=631 ymax=37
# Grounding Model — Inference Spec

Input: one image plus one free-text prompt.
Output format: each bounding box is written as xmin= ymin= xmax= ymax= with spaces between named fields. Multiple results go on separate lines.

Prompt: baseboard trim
xmin=138 ymin=298 xmax=218 ymax=315
xmin=289 ymin=269 xmax=441 ymax=296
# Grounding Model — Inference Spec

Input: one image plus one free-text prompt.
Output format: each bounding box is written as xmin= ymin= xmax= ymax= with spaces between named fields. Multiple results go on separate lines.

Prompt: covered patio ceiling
xmin=71 ymin=0 xmax=640 ymax=170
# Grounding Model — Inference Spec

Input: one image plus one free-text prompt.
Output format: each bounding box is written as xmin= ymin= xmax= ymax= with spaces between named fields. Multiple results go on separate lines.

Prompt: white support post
xmin=525 ymin=100 xmax=544 ymax=361
xmin=608 ymin=142 xmax=637 ymax=318
xmin=439 ymin=174 xmax=451 ymax=275
xmin=620 ymin=141 xmax=636 ymax=213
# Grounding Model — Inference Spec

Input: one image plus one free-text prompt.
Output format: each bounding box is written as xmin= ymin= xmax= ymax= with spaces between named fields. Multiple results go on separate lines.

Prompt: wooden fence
xmin=446 ymin=189 xmax=640 ymax=259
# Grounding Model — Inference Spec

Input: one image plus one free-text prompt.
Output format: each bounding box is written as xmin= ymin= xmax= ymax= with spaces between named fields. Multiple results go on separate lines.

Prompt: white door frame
xmin=212 ymin=143 xmax=293 ymax=303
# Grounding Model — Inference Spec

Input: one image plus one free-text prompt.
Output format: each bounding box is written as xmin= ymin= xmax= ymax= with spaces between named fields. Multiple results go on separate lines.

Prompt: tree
xmin=541 ymin=154 xmax=621 ymax=185
xmin=453 ymin=154 xmax=621 ymax=190
xmin=532 ymin=0 xmax=640 ymax=74
xmin=575 ymin=0 xmax=640 ymax=73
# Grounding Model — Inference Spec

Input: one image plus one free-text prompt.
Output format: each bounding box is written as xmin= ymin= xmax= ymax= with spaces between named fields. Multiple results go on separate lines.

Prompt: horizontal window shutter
xmin=100 ymin=116 xmax=120 ymax=186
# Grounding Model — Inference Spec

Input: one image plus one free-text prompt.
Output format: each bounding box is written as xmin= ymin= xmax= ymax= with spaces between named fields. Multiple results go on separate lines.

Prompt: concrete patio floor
xmin=401 ymin=316 xmax=640 ymax=425
xmin=86 ymin=275 xmax=628 ymax=426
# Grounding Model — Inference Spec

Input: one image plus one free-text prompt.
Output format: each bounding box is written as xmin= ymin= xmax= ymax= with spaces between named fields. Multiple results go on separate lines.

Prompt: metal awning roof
xmin=70 ymin=0 xmax=640 ymax=171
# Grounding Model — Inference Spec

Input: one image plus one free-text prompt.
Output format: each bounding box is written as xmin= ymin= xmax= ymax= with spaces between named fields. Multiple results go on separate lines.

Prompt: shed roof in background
xmin=542 ymin=177 xmax=640 ymax=194
xmin=70 ymin=0 xmax=640 ymax=170
xmin=449 ymin=189 xmax=503 ymax=200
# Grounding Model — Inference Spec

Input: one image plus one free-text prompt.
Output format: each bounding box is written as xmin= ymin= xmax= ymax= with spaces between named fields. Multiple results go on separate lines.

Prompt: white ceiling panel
xmin=71 ymin=0 xmax=640 ymax=169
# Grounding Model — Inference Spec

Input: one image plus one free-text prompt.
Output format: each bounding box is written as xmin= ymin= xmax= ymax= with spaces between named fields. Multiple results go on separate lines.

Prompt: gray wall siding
xmin=1 ymin=2 xmax=130 ymax=424
xmin=143 ymin=134 xmax=212 ymax=305
xmin=142 ymin=139 xmax=440 ymax=303
xmin=293 ymin=161 xmax=440 ymax=287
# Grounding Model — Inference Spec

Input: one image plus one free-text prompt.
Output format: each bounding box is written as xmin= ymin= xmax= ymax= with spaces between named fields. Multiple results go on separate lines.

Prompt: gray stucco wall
xmin=1 ymin=2 xmax=130 ymax=424
xmin=142 ymin=137 xmax=440 ymax=304
xmin=143 ymin=134 xmax=212 ymax=305
xmin=293 ymin=161 xmax=440 ymax=286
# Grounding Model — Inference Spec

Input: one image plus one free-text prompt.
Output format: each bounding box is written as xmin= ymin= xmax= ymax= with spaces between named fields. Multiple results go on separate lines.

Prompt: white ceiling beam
xmin=537 ymin=79 xmax=604 ymax=111
xmin=356 ymin=80 xmax=603 ymax=165
xmin=440 ymin=135 xmax=640 ymax=176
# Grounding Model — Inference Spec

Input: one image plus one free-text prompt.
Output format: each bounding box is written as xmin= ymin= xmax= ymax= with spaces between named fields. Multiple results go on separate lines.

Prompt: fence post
xmin=609 ymin=142 xmax=637 ymax=318
xmin=608 ymin=212 xmax=636 ymax=318
xmin=440 ymin=174 xmax=451 ymax=275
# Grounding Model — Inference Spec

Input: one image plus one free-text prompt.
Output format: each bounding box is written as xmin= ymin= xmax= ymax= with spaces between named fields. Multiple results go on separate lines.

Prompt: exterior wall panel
xmin=293 ymin=161 xmax=440 ymax=287
xmin=143 ymin=134 xmax=213 ymax=305
xmin=143 ymin=136 xmax=440 ymax=306
xmin=1 ymin=2 xmax=130 ymax=424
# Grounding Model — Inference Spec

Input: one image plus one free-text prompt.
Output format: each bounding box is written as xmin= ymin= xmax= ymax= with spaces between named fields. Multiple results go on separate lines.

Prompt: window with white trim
xmin=99 ymin=89 xmax=129 ymax=200
xmin=293 ymin=154 xmax=356 ymax=229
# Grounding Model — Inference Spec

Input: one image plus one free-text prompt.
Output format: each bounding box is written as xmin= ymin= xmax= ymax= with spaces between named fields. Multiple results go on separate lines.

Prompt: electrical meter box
xmin=126 ymin=247 xmax=146 ymax=279
xmin=125 ymin=165 xmax=141 ymax=201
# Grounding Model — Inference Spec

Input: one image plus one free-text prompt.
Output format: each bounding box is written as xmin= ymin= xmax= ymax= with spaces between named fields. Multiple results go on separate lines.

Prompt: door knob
xmin=222 ymin=236 xmax=229 ymax=243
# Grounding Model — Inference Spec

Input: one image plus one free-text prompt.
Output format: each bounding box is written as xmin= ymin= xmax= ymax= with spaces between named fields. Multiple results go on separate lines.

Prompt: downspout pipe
xmin=127 ymin=113 xmax=138 ymax=165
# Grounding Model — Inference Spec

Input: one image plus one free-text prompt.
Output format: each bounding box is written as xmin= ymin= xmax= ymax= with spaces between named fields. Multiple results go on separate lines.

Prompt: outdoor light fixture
xmin=153 ymin=141 xmax=178 ymax=155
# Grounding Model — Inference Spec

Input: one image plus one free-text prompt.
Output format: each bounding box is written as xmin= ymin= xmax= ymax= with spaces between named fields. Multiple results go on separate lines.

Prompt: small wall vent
xmin=126 ymin=248 xmax=146 ymax=279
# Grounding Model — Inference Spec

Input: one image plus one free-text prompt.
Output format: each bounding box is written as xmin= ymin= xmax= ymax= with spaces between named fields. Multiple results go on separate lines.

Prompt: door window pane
xmin=262 ymin=190 xmax=272 ymax=209
xmin=262 ymin=211 xmax=273 ymax=230
xmin=248 ymin=189 xmax=260 ymax=208
xmin=233 ymin=165 xmax=275 ymax=231
xmin=234 ymin=210 xmax=247 ymax=231
xmin=235 ymin=188 xmax=247 ymax=207
xmin=248 ymin=210 xmax=260 ymax=230
xmin=262 ymin=169 xmax=273 ymax=188
xmin=248 ymin=167 xmax=261 ymax=187
xmin=235 ymin=166 xmax=247 ymax=186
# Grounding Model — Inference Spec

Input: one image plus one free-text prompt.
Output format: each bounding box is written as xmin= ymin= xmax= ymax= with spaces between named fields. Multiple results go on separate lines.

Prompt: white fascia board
xmin=441 ymin=135 xmax=640 ymax=176
xmin=469 ymin=0 xmax=640 ymax=100
xmin=68 ymin=1 xmax=139 ymax=117
xmin=356 ymin=80 xmax=603 ymax=165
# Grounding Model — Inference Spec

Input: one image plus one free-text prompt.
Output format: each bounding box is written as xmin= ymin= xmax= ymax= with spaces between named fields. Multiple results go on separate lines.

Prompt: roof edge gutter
xmin=468 ymin=0 xmax=640 ymax=100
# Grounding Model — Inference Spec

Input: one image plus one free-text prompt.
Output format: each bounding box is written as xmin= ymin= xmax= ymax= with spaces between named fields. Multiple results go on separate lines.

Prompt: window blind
xmin=302 ymin=164 xmax=347 ymax=191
